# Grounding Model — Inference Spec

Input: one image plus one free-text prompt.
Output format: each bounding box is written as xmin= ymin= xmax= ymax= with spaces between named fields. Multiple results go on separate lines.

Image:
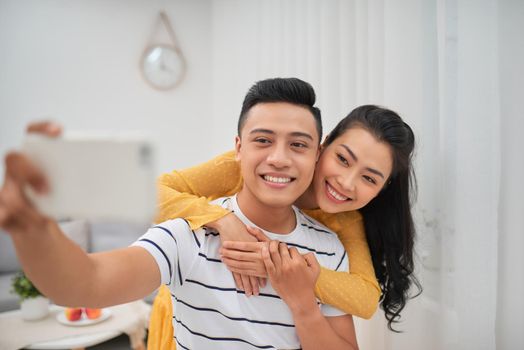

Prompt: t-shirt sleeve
xmin=131 ymin=219 xmax=199 ymax=286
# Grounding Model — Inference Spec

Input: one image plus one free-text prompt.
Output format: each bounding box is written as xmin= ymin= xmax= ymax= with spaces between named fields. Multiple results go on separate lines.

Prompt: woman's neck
xmin=294 ymin=184 xmax=319 ymax=210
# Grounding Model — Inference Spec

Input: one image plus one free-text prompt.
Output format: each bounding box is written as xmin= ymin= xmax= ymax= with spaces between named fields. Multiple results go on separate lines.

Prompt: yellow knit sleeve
xmin=306 ymin=210 xmax=381 ymax=319
xmin=155 ymin=150 xmax=243 ymax=229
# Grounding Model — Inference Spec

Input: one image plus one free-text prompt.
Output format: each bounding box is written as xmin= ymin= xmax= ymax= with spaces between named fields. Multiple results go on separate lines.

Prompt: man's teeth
xmin=264 ymin=175 xmax=291 ymax=184
xmin=327 ymin=184 xmax=348 ymax=201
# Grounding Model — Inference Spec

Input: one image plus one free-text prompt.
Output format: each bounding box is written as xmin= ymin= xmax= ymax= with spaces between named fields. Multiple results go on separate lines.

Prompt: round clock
xmin=140 ymin=44 xmax=186 ymax=90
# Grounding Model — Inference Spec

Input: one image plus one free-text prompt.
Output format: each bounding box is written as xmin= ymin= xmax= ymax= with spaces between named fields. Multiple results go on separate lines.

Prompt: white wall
xmin=0 ymin=0 xmax=215 ymax=177
xmin=496 ymin=0 xmax=524 ymax=348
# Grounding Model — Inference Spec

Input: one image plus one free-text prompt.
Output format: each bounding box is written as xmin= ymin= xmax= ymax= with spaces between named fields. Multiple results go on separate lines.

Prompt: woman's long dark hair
xmin=325 ymin=105 xmax=422 ymax=331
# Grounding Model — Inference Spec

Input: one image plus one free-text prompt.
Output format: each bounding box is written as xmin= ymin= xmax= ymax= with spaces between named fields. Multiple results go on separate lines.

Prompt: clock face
xmin=141 ymin=45 xmax=185 ymax=90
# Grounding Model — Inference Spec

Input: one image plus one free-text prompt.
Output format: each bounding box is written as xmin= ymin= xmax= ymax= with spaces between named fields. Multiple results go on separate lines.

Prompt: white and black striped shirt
xmin=133 ymin=195 xmax=348 ymax=350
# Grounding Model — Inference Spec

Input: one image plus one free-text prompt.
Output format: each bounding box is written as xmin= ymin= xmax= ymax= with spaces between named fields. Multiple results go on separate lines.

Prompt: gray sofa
xmin=0 ymin=220 xmax=153 ymax=312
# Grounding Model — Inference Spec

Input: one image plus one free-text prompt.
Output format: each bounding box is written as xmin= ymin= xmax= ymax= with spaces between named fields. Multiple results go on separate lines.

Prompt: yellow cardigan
xmin=148 ymin=151 xmax=381 ymax=349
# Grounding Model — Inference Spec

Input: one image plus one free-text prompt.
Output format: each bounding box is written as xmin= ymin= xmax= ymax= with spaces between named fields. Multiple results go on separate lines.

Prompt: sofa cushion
xmin=0 ymin=221 xmax=90 ymax=274
xmin=89 ymin=220 xmax=149 ymax=252
xmin=0 ymin=232 xmax=19 ymax=273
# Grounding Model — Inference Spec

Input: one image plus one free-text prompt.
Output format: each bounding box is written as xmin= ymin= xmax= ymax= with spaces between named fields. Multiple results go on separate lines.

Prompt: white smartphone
xmin=22 ymin=133 xmax=157 ymax=223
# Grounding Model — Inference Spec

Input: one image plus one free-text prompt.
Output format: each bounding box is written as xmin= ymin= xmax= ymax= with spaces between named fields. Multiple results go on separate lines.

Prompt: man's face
xmin=235 ymin=102 xmax=320 ymax=209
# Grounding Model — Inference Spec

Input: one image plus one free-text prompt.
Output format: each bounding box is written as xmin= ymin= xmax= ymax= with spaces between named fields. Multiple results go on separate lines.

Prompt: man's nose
xmin=266 ymin=144 xmax=292 ymax=168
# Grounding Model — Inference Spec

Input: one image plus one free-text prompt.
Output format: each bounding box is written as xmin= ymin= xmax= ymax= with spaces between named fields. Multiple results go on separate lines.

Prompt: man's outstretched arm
xmin=0 ymin=151 xmax=161 ymax=307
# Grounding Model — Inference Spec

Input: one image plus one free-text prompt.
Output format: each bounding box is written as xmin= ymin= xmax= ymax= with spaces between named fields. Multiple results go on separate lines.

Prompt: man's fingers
xmin=303 ymin=252 xmax=319 ymax=269
xmin=262 ymin=244 xmax=276 ymax=276
xmin=278 ymin=242 xmax=291 ymax=262
xmin=26 ymin=121 xmax=62 ymax=137
xmin=5 ymin=152 xmax=48 ymax=194
xmin=246 ymin=226 xmax=270 ymax=242
xmin=268 ymin=240 xmax=282 ymax=268
xmin=289 ymin=247 xmax=301 ymax=260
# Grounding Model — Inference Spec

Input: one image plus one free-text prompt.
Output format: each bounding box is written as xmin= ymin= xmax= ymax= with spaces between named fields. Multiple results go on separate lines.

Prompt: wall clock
xmin=140 ymin=11 xmax=186 ymax=91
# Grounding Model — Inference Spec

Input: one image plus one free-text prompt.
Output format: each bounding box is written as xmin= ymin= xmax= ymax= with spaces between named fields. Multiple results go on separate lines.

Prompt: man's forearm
xmin=291 ymin=300 xmax=358 ymax=350
xmin=11 ymin=219 xmax=98 ymax=306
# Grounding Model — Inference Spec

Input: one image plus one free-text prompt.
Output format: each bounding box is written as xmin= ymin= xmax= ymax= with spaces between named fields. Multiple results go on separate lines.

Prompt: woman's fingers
xmin=220 ymin=246 xmax=260 ymax=261
xmin=232 ymin=272 xmax=244 ymax=291
xmin=246 ymin=226 xmax=270 ymax=242
xmin=240 ymin=273 xmax=253 ymax=296
xmin=222 ymin=240 xmax=261 ymax=252
xmin=249 ymin=276 xmax=260 ymax=296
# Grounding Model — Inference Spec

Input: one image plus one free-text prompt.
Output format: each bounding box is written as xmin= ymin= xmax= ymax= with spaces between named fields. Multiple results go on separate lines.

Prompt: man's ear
xmin=234 ymin=135 xmax=242 ymax=161
xmin=316 ymin=145 xmax=321 ymax=162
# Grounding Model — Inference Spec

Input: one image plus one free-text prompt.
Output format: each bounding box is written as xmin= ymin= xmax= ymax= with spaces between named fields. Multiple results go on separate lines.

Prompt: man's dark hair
xmin=237 ymin=78 xmax=322 ymax=141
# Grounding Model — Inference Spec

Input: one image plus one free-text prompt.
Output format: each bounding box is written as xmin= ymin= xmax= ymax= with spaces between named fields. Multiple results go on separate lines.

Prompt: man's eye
xmin=291 ymin=142 xmax=307 ymax=148
xmin=336 ymin=154 xmax=349 ymax=166
xmin=255 ymin=138 xmax=271 ymax=144
xmin=363 ymin=175 xmax=377 ymax=185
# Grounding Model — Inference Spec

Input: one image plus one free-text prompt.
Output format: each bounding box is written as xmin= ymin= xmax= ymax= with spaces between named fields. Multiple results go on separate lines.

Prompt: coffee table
xmin=0 ymin=300 xmax=150 ymax=350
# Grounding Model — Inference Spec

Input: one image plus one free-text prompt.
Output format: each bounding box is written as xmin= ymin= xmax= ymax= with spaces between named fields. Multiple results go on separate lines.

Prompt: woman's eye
xmin=336 ymin=154 xmax=349 ymax=166
xmin=363 ymin=175 xmax=376 ymax=185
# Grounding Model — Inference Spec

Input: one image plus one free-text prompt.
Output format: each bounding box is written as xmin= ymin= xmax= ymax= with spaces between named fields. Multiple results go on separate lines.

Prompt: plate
xmin=56 ymin=308 xmax=112 ymax=327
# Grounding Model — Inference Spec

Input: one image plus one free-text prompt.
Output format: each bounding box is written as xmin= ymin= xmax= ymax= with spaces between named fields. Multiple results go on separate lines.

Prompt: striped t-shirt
xmin=133 ymin=195 xmax=349 ymax=350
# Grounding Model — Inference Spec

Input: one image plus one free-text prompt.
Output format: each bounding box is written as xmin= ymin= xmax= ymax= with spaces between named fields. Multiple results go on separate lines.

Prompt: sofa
xmin=0 ymin=219 xmax=153 ymax=312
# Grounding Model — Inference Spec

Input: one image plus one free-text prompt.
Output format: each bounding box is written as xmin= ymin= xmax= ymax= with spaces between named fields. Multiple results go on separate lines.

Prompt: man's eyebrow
xmin=249 ymin=128 xmax=274 ymax=135
xmin=249 ymin=129 xmax=314 ymax=141
xmin=340 ymin=144 xmax=385 ymax=179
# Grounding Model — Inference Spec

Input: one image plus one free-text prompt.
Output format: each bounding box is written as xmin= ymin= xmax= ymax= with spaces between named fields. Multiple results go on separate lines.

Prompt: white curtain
xmin=210 ymin=1 xmax=524 ymax=349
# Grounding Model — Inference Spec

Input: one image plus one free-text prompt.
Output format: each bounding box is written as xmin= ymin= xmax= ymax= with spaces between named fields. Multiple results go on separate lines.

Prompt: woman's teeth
xmin=327 ymin=183 xmax=348 ymax=201
xmin=264 ymin=175 xmax=291 ymax=183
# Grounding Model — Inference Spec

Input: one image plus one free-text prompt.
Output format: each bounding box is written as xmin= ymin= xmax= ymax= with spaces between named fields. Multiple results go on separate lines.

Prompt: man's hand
xmin=0 ymin=121 xmax=62 ymax=234
xmin=261 ymin=241 xmax=320 ymax=312
xmin=26 ymin=120 xmax=62 ymax=137
xmin=0 ymin=152 xmax=50 ymax=235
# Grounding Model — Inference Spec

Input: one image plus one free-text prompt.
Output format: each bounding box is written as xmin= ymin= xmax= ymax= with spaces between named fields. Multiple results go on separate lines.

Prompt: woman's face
xmin=313 ymin=126 xmax=393 ymax=213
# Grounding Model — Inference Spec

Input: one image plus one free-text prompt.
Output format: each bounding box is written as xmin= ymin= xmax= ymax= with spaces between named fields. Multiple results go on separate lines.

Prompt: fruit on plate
xmin=85 ymin=307 xmax=102 ymax=319
xmin=64 ymin=307 xmax=82 ymax=321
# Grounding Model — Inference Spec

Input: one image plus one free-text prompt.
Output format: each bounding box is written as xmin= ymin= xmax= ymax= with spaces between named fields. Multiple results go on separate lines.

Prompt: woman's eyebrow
xmin=340 ymin=144 xmax=385 ymax=179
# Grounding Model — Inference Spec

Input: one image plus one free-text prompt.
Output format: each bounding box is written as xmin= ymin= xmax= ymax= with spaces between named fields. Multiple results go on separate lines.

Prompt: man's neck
xmin=236 ymin=189 xmax=297 ymax=234
xmin=294 ymin=184 xmax=319 ymax=210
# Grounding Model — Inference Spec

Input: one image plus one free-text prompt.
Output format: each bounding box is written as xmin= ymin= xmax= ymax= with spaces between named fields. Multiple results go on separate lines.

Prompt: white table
xmin=0 ymin=301 xmax=150 ymax=350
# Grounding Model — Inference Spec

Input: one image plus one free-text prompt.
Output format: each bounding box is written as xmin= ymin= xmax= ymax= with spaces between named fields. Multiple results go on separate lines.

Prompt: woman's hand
xmin=220 ymin=229 xmax=270 ymax=278
xmin=262 ymin=241 xmax=320 ymax=313
xmin=207 ymin=214 xmax=267 ymax=296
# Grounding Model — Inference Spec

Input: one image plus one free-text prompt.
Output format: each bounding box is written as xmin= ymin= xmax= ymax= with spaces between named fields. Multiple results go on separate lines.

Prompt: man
xmin=0 ymin=78 xmax=358 ymax=349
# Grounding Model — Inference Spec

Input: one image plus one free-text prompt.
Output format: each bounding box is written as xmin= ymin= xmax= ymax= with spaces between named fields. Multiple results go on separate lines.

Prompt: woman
xmin=149 ymin=105 xmax=421 ymax=348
